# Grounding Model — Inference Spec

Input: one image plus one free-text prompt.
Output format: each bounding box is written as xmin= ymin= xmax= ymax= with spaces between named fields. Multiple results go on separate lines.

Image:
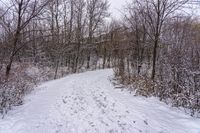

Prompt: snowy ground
xmin=0 ymin=69 xmax=200 ymax=133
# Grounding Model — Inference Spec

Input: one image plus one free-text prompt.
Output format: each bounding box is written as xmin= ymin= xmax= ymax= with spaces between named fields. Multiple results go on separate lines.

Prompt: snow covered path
xmin=0 ymin=69 xmax=200 ymax=133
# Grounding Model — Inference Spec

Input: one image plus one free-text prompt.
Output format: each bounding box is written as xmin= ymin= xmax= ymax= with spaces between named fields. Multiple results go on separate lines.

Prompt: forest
xmin=0 ymin=0 xmax=200 ymax=117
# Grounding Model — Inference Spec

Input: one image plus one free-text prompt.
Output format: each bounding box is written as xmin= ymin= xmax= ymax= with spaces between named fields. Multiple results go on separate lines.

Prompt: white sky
xmin=1 ymin=0 xmax=199 ymax=19
xmin=108 ymin=0 xmax=131 ymax=19
xmin=108 ymin=0 xmax=200 ymax=19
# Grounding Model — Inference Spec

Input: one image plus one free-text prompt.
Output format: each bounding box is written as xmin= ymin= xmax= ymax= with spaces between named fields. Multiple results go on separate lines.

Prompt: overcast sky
xmin=1 ymin=0 xmax=199 ymax=18
xmin=108 ymin=0 xmax=200 ymax=19
xmin=108 ymin=0 xmax=131 ymax=19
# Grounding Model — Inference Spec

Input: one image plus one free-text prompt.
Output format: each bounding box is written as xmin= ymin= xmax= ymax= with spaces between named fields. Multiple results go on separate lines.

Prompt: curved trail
xmin=0 ymin=69 xmax=200 ymax=133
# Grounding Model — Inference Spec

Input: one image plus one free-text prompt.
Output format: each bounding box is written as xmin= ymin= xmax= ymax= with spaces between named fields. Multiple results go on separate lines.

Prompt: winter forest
xmin=0 ymin=0 xmax=200 ymax=132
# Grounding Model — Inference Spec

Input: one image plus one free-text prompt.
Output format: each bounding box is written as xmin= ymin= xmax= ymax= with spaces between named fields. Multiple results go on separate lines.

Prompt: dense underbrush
xmin=113 ymin=68 xmax=200 ymax=117
xmin=0 ymin=63 xmax=67 ymax=116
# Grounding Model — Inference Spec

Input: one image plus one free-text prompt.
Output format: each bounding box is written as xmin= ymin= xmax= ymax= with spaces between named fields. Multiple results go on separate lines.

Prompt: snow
xmin=25 ymin=66 xmax=40 ymax=76
xmin=0 ymin=69 xmax=200 ymax=133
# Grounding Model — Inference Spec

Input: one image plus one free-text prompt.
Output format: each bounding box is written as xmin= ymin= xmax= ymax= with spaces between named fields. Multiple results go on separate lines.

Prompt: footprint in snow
xmin=144 ymin=120 xmax=148 ymax=125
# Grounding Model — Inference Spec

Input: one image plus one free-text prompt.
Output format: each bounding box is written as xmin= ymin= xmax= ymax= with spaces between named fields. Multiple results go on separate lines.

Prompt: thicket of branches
xmin=113 ymin=0 xmax=200 ymax=116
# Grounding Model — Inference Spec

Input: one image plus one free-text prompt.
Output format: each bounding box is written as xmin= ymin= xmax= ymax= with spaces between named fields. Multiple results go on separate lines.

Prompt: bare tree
xmin=73 ymin=0 xmax=86 ymax=72
xmin=132 ymin=0 xmax=189 ymax=80
xmin=86 ymin=0 xmax=109 ymax=68
xmin=4 ymin=0 xmax=50 ymax=79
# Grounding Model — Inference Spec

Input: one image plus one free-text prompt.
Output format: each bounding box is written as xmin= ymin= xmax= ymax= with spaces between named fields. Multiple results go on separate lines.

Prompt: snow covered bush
xmin=112 ymin=16 xmax=200 ymax=117
xmin=0 ymin=63 xmax=62 ymax=116
xmin=114 ymin=64 xmax=200 ymax=117
xmin=0 ymin=63 xmax=36 ymax=116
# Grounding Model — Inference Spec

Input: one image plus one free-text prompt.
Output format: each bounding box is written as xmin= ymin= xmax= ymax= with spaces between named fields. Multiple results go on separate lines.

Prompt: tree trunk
xmin=87 ymin=51 xmax=90 ymax=69
xmin=151 ymin=38 xmax=158 ymax=80
xmin=54 ymin=57 xmax=60 ymax=79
